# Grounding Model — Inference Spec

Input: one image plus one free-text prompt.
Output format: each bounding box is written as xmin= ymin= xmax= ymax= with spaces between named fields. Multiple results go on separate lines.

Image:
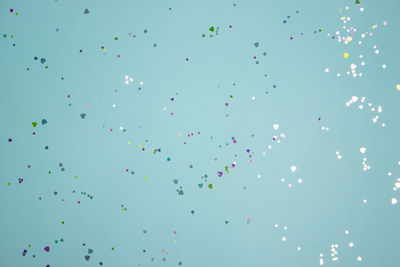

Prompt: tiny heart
xmin=80 ymin=113 xmax=86 ymax=119
xmin=254 ymin=42 xmax=259 ymax=48
xmin=44 ymin=246 xmax=50 ymax=252
xmin=88 ymin=248 xmax=93 ymax=254
xmin=173 ymin=179 xmax=178 ymax=184
xmin=272 ymin=124 xmax=279 ymax=130
xmin=217 ymin=171 xmax=223 ymax=177
xmin=360 ymin=147 xmax=366 ymax=154
xmin=144 ymin=30 xmax=148 ymax=34
xmin=343 ymin=53 xmax=349 ymax=59
xmin=198 ymin=183 xmax=203 ymax=188
xmin=191 ymin=210 xmax=195 ymax=214
xmin=290 ymin=166 xmax=297 ymax=172
xmin=32 ymin=122 xmax=37 ymax=128
xmin=84 ymin=8 xmax=89 ymax=14
xmin=84 ymin=255 xmax=90 ymax=261
xmin=209 ymin=26 xmax=215 ymax=32
xmin=42 ymin=119 xmax=47 ymax=125
xmin=40 ymin=58 xmax=46 ymax=64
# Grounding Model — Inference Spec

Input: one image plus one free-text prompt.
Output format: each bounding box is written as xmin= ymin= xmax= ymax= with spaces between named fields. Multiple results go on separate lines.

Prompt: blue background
xmin=1 ymin=0 xmax=400 ymax=266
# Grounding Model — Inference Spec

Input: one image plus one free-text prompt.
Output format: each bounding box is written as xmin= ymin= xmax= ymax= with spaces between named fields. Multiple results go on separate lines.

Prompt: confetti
xmin=2 ymin=2 xmax=399 ymax=267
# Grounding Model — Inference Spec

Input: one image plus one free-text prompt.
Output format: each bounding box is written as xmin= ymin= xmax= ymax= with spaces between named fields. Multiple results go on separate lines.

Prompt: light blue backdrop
xmin=1 ymin=0 xmax=399 ymax=266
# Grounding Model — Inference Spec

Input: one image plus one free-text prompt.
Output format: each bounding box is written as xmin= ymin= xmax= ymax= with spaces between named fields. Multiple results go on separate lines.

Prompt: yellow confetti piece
xmin=396 ymin=84 xmax=400 ymax=91
xmin=128 ymin=141 xmax=131 ymax=145
xmin=145 ymin=177 xmax=148 ymax=180
xmin=163 ymin=106 xmax=167 ymax=111
xmin=138 ymin=145 xmax=142 ymax=148
xmin=344 ymin=53 xmax=349 ymax=58
xmin=177 ymin=133 xmax=181 ymax=137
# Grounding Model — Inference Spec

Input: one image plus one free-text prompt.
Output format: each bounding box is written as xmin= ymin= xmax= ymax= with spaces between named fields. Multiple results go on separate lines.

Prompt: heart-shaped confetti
xmin=84 ymin=255 xmax=90 ymax=261
xmin=44 ymin=246 xmax=50 ymax=252
xmin=32 ymin=122 xmax=37 ymax=128
xmin=290 ymin=166 xmax=297 ymax=172
xmin=84 ymin=8 xmax=89 ymax=14
xmin=42 ymin=119 xmax=47 ymax=125
xmin=80 ymin=113 xmax=86 ymax=119
xmin=254 ymin=42 xmax=259 ymax=48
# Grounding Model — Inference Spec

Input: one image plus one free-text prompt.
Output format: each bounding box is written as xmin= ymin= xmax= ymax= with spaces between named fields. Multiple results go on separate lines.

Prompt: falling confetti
xmin=1 ymin=2 xmax=400 ymax=267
